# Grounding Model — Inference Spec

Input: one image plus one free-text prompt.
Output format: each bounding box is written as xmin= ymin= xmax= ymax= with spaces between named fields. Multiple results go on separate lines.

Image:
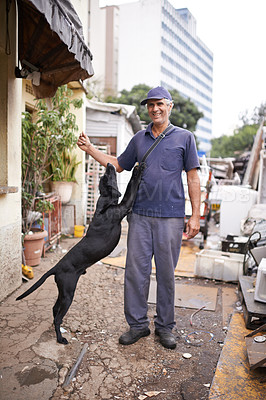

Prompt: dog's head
xmin=99 ymin=163 xmax=121 ymax=200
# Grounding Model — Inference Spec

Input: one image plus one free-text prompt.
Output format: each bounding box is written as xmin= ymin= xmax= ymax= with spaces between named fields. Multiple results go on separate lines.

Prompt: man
xmin=77 ymin=86 xmax=201 ymax=349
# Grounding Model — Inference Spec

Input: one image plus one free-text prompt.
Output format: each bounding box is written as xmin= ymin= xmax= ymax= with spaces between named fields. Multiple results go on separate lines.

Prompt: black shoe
xmin=119 ymin=327 xmax=150 ymax=345
xmin=155 ymin=329 xmax=176 ymax=349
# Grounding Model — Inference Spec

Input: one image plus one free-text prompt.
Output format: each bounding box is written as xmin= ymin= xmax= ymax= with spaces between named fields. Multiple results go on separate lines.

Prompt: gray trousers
xmin=124 ymin=213 xmax=184 ymax=331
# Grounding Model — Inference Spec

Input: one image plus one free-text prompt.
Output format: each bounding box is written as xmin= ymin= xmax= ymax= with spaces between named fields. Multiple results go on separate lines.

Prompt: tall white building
xmin=88 ymin=3 xmax=120 ymax=99
xmin=117 ymin=0 xmax=213 ymax=153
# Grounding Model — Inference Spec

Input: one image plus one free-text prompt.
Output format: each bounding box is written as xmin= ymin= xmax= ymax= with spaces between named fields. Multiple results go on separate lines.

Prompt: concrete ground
xmin=0 ymin=221 xmax=259 ymax=400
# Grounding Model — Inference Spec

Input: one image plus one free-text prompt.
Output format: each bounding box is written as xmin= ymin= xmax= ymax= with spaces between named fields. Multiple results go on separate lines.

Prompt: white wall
xmin=0 ymin=1 xmax=22 ymax=300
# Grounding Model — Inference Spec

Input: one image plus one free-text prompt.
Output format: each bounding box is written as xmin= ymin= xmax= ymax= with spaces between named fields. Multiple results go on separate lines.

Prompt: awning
xmin=16 ymin=0 xmax=94 ymax=98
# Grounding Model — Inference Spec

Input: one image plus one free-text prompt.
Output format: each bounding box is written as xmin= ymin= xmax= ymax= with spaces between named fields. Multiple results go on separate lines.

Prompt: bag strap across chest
xmin=140 ymin=123 xmax=174 ymax=165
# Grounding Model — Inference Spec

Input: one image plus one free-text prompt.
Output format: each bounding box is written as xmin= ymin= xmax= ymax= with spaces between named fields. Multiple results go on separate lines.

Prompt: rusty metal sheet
xmin=245 ymin=324 xmax=266 ymax=369
xmin=245 ymin=336 xmax=266 ymax=369
xmin=209 ymin=313 xmax=266 ymax=400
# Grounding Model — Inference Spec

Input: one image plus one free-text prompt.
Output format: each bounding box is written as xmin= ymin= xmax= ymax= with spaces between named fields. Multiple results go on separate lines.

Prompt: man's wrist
xmin=191 ymin=213 xmax=201 ymax=219
xmin=86 ymin=143 xmax=94 ymax=155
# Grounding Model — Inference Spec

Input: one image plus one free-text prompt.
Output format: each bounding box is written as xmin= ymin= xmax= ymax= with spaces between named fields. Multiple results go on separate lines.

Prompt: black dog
xmin=17 ymin=163 xmax=144 ymax=344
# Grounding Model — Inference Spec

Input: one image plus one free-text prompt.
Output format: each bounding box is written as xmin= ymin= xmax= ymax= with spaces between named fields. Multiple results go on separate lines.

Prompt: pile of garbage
xmin=194 ymin=120 xmax=266 ymax=303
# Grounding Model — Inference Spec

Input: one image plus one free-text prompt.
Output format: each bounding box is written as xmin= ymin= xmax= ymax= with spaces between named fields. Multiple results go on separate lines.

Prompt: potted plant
xmin=21 ymin=85 xmax=82 ymax=265
xmin=50 ymin=149 xmax=81 ymax=204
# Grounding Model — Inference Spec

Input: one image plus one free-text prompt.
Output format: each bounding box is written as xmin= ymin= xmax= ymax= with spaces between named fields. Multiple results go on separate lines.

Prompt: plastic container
xmin=74 ymin=225 xmax=85 ymax=238
xmin=254 ymin=258 xmax=266 ymax=303
xmin=219 ymin=185 xmax=258 ymax=237
xmin=194 ymin=249 xmax=245 ymax=282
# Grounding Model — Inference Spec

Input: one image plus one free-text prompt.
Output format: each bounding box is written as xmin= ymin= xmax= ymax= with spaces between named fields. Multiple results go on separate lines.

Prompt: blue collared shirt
xmin=117 ymin=122 xmax=200 ymax=217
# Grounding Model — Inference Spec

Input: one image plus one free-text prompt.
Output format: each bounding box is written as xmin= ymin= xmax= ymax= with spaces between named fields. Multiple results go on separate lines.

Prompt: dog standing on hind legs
xmin=16 ymin=162 xmax=144 ymax=344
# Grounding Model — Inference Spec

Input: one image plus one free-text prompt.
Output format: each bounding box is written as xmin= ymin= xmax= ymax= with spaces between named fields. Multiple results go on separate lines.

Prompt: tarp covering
xmin=17 ymin=0 xmax=94 ymax=98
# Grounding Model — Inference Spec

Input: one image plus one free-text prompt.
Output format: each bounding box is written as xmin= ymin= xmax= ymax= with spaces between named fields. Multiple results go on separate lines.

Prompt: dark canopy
xmin=17 ymin=0 xmax=94 ymax=98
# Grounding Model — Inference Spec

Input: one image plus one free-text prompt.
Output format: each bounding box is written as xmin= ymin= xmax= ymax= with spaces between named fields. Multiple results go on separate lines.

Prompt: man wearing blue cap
xmin=77 ymin=86 xmax=201 ymax=349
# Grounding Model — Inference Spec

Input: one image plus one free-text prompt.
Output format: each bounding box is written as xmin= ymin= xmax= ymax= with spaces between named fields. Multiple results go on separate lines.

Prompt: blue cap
xmin=140 ymin=86 xmax=172 ymax=105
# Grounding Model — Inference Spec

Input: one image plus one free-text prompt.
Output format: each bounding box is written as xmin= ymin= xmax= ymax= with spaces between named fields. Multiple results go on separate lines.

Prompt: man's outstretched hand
xmin=77 ymin=132 xmax=92 ymax=153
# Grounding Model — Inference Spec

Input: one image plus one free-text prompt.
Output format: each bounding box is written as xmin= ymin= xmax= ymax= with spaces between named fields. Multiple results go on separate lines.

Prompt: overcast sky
xmin=100 ymin=0 xmax=266 ymax=138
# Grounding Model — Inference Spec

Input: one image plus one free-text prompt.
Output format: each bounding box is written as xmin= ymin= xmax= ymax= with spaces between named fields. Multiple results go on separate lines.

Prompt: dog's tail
xmin=16 ymin=266 xmax=57 ymax=301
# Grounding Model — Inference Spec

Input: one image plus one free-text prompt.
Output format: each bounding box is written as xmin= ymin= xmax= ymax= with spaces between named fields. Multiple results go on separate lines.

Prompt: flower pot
xmin=51 ymin=181 xmax=73 ymax=204
xmin=23 ymin=229 xmax=48 ymax=266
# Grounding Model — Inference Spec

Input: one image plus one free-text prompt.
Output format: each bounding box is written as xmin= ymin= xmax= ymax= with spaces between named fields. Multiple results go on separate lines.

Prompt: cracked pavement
xmin=0 ymin=229 xmax=237 ymax=400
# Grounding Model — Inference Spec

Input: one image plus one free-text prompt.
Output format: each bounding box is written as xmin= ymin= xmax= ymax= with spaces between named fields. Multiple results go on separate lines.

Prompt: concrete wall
xmin=0 ymin=1 xmax=22 ymax=301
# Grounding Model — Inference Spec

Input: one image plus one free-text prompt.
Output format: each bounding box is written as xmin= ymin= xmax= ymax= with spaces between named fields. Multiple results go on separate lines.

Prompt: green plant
xmin=21 ymin=85 xmax=82 ymax=234
xmin=50 ymin=149 xmax=81 ymax=182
